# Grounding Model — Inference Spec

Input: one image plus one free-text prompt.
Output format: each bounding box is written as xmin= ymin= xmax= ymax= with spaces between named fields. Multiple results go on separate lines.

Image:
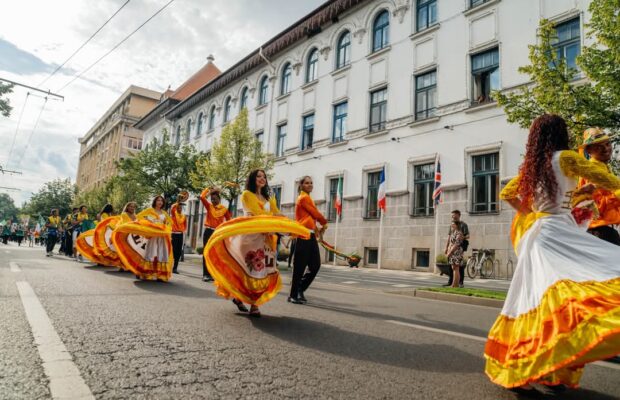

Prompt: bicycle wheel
xmin=466 ymin=257 xmax=477 ymax=279
xmin=481 ymin=258 xmax=494 ymax=278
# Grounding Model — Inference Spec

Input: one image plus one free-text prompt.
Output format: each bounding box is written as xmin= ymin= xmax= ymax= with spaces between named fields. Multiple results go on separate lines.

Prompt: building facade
xmin=77 ymin=85 xmax=161 ymax=191
xmin=156 ymin=0 xmax=592 ymax=271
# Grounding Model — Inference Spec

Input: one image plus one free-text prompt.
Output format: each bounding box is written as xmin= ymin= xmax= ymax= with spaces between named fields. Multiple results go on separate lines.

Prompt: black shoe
xmin=287 ymin=296 xmax=304 ymax=304
xmin=442 ymin=283 xmax=451 ymax=287
xmin=298 ymin=292 xmax=307 ymax=303
xmin=232 ymin=299 xmax=249 ymax=312
xmin=203 ymin=276 xmax=213 ymax=282
xmin=173 ymin=269 xmax=179 ymax=274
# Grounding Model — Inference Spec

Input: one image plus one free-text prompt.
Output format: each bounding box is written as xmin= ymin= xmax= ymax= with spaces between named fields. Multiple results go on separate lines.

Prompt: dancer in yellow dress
xmin=93 ymin=204 xmax=120 ymax=267
xmin=204 ymin=169 xmax=310 ymax=317
xmin=485 ymin=114 xmax=620 ymax=393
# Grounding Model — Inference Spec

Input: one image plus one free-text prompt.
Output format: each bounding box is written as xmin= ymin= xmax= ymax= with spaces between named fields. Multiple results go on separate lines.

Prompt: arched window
xmin=208 ymin=105 xmax=216 ymax=130
xmin=336 ymin=31 xmax=351 ymax=69
xmin=306 ymin=48 xmax=319 ymax=83
xmin=280 ymin=63 xmax=292 ymax=95
xmin=259 ymin=75 xmax=269 ymax=105
xmin=196 ymin=112 xmax=204 ymax=136
xmin=372 ymin=10 xmax=390 ymax=52
xmin=185 ymin=119 xmax=192 ymax=141
xmin=223 ymin=97 xmax=232 ymax=123
xmin=175 ymin=125 xmax=181 ymax=145
xmin=239 ymin=87 xmax=248 ymax=110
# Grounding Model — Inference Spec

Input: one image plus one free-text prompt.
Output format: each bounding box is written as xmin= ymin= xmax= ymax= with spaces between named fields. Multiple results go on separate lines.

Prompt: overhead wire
xmin=38 ymin=0 xmax=131 ymax=88
xmin=15 ymin=96 xmax=48 ymax=169
xmin=57 ymin=0 xmax=176 ymax=93
xmin=5 ymin=92 xmax=30 ymax=167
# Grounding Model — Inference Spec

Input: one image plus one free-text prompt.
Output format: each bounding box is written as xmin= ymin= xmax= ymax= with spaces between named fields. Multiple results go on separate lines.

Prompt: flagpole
xmin=377 ymin=208 xmax=384 ymax=270
xmin=433 ymin=202 xmax=440 ymax=274
xmin=333 ymin=175 xmax=342 ymax=266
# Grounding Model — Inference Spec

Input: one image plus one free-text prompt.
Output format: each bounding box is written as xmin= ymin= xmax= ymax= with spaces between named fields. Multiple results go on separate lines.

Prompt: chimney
xmin=207 ymin=54 xmax=215 ymax=63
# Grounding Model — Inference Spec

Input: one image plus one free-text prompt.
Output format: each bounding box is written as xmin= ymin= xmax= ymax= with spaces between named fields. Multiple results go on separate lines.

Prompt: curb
xmin=389 ymin=289 xmax=505 ymax=308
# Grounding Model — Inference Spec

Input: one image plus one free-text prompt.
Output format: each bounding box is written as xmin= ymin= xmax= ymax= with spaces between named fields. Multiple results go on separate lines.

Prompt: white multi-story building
xmin=151 ymin=0 xmax=592 ymax=271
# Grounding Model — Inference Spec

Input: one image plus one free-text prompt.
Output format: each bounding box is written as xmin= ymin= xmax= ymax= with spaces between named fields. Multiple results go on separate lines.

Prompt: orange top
xmin=578 ymin=158 xmax=620 ymax=228
xmin=170 ymin=203 xmax=187 ymax=233
xmin=200 ymin=188 xmax=232 ymax=228
xmin=295 ymin=191 xmax=327 ymax=231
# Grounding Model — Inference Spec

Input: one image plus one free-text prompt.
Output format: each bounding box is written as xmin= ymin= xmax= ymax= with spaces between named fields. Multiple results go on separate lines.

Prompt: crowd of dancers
xmin=35 ymin=114 xmax=620 ymax=394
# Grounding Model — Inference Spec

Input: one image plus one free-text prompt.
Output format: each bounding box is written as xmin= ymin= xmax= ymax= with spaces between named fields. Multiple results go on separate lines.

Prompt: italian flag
xmin=335 ymin=176 xmax=343 ymax=216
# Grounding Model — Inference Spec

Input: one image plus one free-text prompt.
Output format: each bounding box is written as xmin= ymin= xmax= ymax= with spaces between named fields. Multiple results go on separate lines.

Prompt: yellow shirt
xmin=77 ymin=212 xmax=88 ymax=222
xmin=47 ymin=216 xmax=60 ymax=228
xmin=241 ymin=190 xmax=279 ymax=216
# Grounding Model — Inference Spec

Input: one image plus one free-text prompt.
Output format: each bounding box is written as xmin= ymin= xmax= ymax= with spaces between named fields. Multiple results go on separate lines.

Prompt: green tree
xmin=74 ymin=176 xmax=150 ymax=215
xmin=117 ymin=129 xmax=207 ymax=203
xmin=0 ymin=82 xmax=13 ymax=117
xmin=496 ymin=0 xmax=620 ymax=145
xmin=190 ymin=108 xmax=273 ymax=213
xmin=0 ymin=193 xmax=19 ymax=222
xmin=22 ymin=178 xmax=77 ymax=218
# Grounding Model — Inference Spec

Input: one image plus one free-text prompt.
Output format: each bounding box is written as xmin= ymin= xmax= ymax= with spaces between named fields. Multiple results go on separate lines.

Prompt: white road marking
xmin=391 ymin=284 xmax=412 ymax=288
xmin=10 ymin=262 xmax=21 ymax=272
xmin=16 ymin=281 xmax=94 ymax=400
xmin=386 ymin=320 xmax=620 ymax=371
xmin=341 ymin=281 xmax=359 ymax=284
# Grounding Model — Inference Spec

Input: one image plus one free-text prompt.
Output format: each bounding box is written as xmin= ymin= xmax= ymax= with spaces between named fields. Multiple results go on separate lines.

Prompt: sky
xmin=0 ymin=0 xmax=325 ymax=206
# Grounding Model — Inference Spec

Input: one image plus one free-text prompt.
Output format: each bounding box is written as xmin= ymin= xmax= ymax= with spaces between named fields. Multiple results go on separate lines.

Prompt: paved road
xmin=1 ymin=243 xmax=619 ymax=399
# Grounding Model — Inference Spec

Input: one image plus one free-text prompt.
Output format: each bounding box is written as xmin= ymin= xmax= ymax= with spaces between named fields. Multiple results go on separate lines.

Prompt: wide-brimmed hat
xmin=580 ymin=127 xmax=615 ymax=148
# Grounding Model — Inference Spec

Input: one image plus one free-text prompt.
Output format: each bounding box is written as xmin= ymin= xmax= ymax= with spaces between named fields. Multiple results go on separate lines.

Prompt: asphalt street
xmin=1 ymin=242 xmax=619 ymax=400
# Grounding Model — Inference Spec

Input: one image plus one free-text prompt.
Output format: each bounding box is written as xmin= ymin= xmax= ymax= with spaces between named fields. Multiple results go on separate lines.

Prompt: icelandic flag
xmin=335 ymin=176 xmax=343 ymax=216
xmin=432 ymin=157 xmax=442 ymax=205
xmin=377 ymin=167 xmax=386 ymax=211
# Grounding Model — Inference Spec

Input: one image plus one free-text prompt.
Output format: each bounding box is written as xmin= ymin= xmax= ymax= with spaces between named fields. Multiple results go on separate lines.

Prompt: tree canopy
xmin=73 ymin=176 xmax=150 ymax=216
xmin=496 ymin=0 xmax=620 ymax=145
xmin=21 ymin=178 xmax=76 ymax=218
xmin=116 ymin=129 xmax=207 ymax=204
xmin=0 ymin=82 xmax=13 ymax=117
xmin=0 ymin=193 xmax=19 ymax=222
xmin=190 ymin=108 xmax=273 ymax=213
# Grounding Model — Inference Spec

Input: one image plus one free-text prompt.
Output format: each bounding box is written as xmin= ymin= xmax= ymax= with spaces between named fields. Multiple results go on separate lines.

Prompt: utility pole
xmin=0 ymin=77 xmax=64 ymax=100
xmin=0 ymin=165 xmax=23 ymax=175
xmin=0 ymin=186 xmax=19 ymax=191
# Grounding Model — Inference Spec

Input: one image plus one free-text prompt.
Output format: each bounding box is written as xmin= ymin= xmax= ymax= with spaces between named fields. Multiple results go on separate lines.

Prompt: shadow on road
xmin=250 ymin=315 xmax=481 ymax=373
xmin=132 ymin=280 xmax=215 ymax=299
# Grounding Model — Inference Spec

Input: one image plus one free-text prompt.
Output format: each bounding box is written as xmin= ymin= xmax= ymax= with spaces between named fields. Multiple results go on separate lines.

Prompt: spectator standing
xmin=444 ymin=210 xmax=469 ymax=287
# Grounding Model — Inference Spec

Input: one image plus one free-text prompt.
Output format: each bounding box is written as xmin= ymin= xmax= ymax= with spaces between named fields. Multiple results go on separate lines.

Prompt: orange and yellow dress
xmin=485 ymin=150 xmax=620 ymax=388
xmin=204 ymin=190 xmax=310 ymax=306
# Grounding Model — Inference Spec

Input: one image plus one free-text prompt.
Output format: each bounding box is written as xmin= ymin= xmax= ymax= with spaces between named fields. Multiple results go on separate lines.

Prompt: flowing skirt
xmin=93 ymin=217 xmax=121 ymax=267
xmin=485 ymin=213 xmax=620 ymax=388
xmin=112 ymin=220 xmax=173 ymax=281
xmin=75 ymin=229 xmax=115 ymax=266
xmin=204 ymin=216 xmax=310 ymax=306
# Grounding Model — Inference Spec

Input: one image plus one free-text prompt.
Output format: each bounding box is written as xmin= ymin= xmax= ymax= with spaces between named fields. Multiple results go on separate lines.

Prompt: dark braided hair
xmin=518 ymin=114 xmax=570 ymax=203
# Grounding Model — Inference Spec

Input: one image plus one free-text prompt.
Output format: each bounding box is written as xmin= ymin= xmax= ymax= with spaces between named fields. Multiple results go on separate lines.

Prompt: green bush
xmin=435 ymin=254 xmax=448 ymax=264
xmin=195 ymin=246 xmax=204 ymax=254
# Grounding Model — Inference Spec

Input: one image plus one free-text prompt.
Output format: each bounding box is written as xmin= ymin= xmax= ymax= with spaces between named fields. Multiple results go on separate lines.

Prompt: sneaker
xmin=459 ymin=284 xmax=464 ymax=288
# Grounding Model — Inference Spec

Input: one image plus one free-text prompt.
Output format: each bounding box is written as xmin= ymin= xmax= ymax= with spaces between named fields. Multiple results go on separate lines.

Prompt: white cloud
xmin=0 ymin=0 xmax=325 ymax=205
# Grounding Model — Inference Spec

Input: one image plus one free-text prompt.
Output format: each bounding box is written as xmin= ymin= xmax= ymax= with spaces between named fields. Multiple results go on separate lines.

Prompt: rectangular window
xmin=271 ymin=185 xmax=282 ymax=208
xmin=471 ymin=48 xmax=500 ymax=104
xmin=276 ymin=124 xmax=287 ymax=157
xmin=365 ymin=171 xmax=381 ymax=219
xmin=470 ymin=0 xmax=489 ymax=7
xmin=413 ymin=249 xmax=430 ymax=268
xmin=552 ymin=18 xmax=580 ymax=71
xmin=301 ymin=114 xmax=314 ymax=150
xmin=369 ymin=88 xmax=387 ymax=133
xmin=412 ymin=163 xmax=434 ymax=216
xmin=415 ymin=71 xmax=437 ymax=120
xmin=417 ymin=0 xmax=437 ymax=32
xmin=327 ymin=249 xmax=335 ymax=262
xmin=332 ymin=101 xmax=348 ymax=142
xmin=255 ymin=130 xmax=264 ymax=145
xmin=365 ymin=247 xmax=378 ymax=265
xmin=472 ymin=152 xmax=499 ymax=213
xmin=327 ymin=177 xmax=342 ymax=222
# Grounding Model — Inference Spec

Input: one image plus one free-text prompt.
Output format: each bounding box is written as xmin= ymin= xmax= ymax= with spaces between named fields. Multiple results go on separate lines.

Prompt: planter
xmin=436 ymin=263 xmax=451 ymax=275
xmin=348 ymin=257 xmax=361 ymax=268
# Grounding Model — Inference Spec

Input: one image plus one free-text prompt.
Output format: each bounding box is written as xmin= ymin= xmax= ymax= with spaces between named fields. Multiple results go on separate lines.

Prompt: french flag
xmin=432 ymin=157 xmax=442 ymax=205
xmin=377 ymin=167 xmax=386 ymax=212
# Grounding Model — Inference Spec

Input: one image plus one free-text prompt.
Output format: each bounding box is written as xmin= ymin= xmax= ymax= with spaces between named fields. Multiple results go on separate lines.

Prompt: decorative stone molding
xmin=292 ymin=61 xmax=302 ymax=75
xmin=392 ymin=2 xmax=409 ymax=23
xmin=353 ymin=27 xmax=366 ymax=44
xmin=319 ymin=45 xmax=332 ymax=61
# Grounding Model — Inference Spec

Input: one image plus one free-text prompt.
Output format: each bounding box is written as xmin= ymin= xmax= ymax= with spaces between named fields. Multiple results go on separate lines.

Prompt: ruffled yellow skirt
xmin=76 ymin=229 xmax=114 ymax=266
xmin=93 ymin=216 xmax=120 ymax=267
xmin=204 ymin=215 xmax=310 ymax=306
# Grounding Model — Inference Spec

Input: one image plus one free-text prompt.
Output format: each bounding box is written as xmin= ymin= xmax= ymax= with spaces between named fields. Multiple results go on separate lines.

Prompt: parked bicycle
xmin=466 ymin=248 xmax=494 ymax=279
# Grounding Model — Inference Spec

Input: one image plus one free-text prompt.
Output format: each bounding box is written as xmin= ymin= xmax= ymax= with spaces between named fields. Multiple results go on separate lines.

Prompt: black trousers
xmin=46 ymin=233 xmax=57 ymax=253
xmin=64 ymin=231 xmax=73 ymax=255
xmin=290 ymin=234 xmax=321 ymax=298
xmin=288 ymin=239 xmax=296 ymax=267
xmin=588 ymin=225 xmax=620 ymax=246
xmin=202 ymin=228 xmax=215 ymax=278
xmin=447 ymin=264 xmax=465 ymax=286
xmin=172 ymin=232 xmax=184 ymax=271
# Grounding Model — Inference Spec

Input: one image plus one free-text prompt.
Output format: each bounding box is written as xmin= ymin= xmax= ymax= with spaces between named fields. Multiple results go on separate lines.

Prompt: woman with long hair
xmin=485 ymin=114 xmax=620 ymax=393
xmin=289 ymin=176 xmax=327 ymax=304
xmin=203 ymin=169 xmax=310 ymax=317
xmin=98 ymin=204 xmax=114 ymax=221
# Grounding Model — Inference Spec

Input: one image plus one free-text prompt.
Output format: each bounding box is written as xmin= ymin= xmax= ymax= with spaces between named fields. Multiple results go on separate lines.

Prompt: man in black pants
xmin=444 ymin=210 xmax=469 ymax=287
xmin=199 ymin=187 xmax=232 ymax=282
xmin=170 ymin=199 xmax=187 ymax=274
